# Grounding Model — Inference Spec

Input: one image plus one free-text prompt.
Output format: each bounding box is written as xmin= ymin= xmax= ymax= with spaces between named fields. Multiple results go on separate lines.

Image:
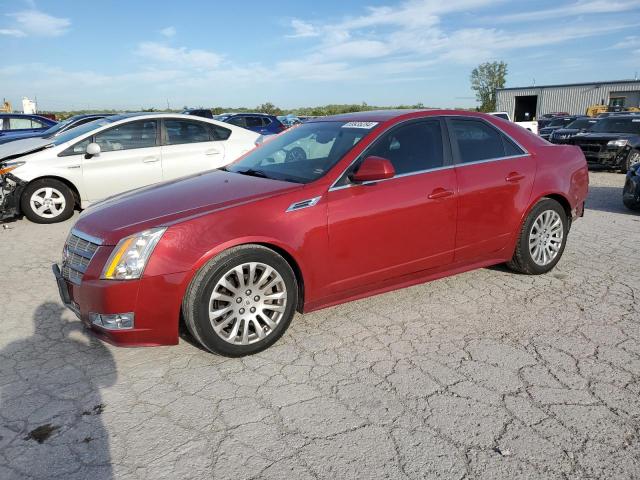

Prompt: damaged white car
xmin=0 ymin=113 xmax=259 ymax=223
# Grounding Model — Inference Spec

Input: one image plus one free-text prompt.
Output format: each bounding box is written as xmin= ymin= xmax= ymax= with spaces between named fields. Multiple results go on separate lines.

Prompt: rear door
xmin=160 ymin=119 xmax=229 ymax=180
xmin=447 ymin=117 xmax=536 ymax=263
xmin=82 ymin=119 xmax=162 ymax=202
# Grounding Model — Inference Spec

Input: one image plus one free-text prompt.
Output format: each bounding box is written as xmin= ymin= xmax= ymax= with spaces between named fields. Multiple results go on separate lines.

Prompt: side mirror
xmin=351 ymin=156 xmax=396 ymax=183
xmin=85 ymin=142 xmax=101 ymax=158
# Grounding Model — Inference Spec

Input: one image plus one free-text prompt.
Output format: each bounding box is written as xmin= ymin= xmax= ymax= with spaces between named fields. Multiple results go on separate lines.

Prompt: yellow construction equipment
xmin=0 ymin=99 xmax=11 ymax=113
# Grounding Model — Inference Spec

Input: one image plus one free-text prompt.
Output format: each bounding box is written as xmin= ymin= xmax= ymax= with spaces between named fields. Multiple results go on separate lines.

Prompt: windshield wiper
xmin=234 ymin=168 xmax=271 ymax=179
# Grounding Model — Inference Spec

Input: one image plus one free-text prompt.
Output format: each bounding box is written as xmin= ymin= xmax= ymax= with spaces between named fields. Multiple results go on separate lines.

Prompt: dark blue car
xmin=214 ymin=113 xmax=286 ymax=135
xmin=0 ymin=114 xmax=57 ymax=140
xmin=0 ymin=113 xmax=110 ymax=145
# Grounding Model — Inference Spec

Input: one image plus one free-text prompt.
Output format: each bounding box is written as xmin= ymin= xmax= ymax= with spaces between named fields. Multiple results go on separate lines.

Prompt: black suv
xmin=549 ymin=117 xmax=599 ymax=145
xmin=538 ymin=115 xmax=582 ymax=141
xmin=568 ymin=115 xmax=640 ymax=171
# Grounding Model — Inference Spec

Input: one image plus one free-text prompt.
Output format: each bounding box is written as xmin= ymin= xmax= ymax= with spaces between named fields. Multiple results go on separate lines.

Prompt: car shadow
xmin=0 ymin=302 xmax=117 ymax=479
xmin=586 ymin=186 xmax=639 ymax=215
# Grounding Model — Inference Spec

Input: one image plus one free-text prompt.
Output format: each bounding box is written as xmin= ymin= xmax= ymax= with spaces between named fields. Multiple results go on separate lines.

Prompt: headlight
xmin=607 ymin=139 xmax=629 ymax=148
xmin=101 ymin=227 xmax=166 ymax=280
xmin=0 ymin=161 xmax=25 ymax=175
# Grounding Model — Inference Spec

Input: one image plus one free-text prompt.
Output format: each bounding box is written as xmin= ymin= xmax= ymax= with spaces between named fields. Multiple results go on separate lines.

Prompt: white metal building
xmin=495 ymin=80 xmax=640 ymax=121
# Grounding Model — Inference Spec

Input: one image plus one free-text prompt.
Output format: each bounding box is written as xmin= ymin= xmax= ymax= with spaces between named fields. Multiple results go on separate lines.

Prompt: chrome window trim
xmin=327 ymin=114 xmax=530 ymax=192
xmin=71 ymin=228 xmax=103 ymax=246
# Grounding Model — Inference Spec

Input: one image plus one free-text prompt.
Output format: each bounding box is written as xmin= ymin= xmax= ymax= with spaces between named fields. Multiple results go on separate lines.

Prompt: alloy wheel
xmin=529 ymin=210 xmax=564 ymax=266
xmin=208 ymin=262 xmax=288 ymax=345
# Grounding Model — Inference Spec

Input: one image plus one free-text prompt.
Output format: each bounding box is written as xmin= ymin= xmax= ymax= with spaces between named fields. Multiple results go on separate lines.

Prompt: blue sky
xmin=1 ymin=0 xmax=639 ymax=111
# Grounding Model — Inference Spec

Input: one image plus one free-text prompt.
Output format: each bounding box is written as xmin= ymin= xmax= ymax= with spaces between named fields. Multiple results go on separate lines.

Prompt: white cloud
xmin=160 ymin=26 xmax=176 ymax=37
xmin=287 ymin=19 xmax=318 ymax=38
xmin=493 ymin=0 xmax=639 ymax=23
xmin=6 ymin=9 xmax=71 ymax=37
xmin=0 ymin=28 xmax=26 ymax=37
xmin=136 ymin=42 xmax=222 ymax=70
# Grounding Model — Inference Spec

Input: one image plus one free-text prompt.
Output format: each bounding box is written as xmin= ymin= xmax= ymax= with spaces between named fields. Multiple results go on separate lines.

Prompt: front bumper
xmin=0 ymin=174 xmax=26 ymax=220
xmin=53 ymin=263 xmax=188 ymax=346
xmin=577 ymin=145 xmax=633 ymax=169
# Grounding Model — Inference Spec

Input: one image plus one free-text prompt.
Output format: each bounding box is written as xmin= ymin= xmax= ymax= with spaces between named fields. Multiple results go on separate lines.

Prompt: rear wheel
xmin=182 ymin=245 xmax=298 ymax=357
xmin=21 ymin=178 xmax=75 ymax=224
xmin=507 ymin=198 xmax=568 ymax=274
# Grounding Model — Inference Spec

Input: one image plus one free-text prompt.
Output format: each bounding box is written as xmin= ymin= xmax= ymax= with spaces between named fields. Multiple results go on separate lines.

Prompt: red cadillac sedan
xmin=53 ymin=110 xmax=588 ymax=356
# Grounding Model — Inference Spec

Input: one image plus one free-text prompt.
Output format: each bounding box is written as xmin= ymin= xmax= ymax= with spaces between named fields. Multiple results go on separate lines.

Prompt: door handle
xmin=506 ymin=172 xmax=525 ymax=182
xmin=428 ymin=188 xmax=454 ymax=200
xmin=205 ymin=149 xmax=221 ymax=156
xmin=142 ymin=156 xmax=159 ymax=163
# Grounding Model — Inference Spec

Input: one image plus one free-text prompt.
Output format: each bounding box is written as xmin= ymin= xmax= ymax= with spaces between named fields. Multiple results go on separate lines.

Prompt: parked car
xmin=182 ymin=108 xmax=214 ymax=119
xmin=0 ymin=114 xmax=57 ymax=140
xmin=489 ymin=112 xmax=538 ymax=134
xmin=52 ymin=110 xmax=588 ymax=356
xmin=537 ymin=112 xmax=571 ymax=129
xmin=0 ymin=114 xmax=111 ymax=145
xmin=0 ymin=113 xmax=259 ymax=223
xmin=549 ymin=117 xmax=599 ymax=144
xmin=538 ymin=116 xmax=583 ymax=141
xmin=567 ymin=115 xmax=640 ymax=171
xmin=622 ymin=162 xmax=640 ymax=211
xmin=216 ymin=113 xmax=286 ymax=136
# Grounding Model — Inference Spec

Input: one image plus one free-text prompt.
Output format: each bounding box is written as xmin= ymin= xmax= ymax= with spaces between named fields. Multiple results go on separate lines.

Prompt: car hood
xmin=0 ymin=130 xmax=41 ymax=144
xmin=552 ymin=128 xmax=580 ymax=136
xmin=73 ymin=170 xmax=303 ymax=244
xmin=571 ymin=132 xmax=639 ymax=143
xmin=0 ymin=137 xmax=52 ymax=162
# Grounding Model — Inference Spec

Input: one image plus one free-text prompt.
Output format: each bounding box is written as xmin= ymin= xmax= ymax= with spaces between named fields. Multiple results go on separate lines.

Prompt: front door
xmin=326 ymin=119 xmax=457 ymax=293
xmin=447 ymin=117 xmax=536 ymax=263
xmin=82 ymin=119 xmax=162 ymax=202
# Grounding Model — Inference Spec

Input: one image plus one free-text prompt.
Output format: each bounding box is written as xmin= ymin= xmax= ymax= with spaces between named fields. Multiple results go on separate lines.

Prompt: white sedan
xmin=0 ymin=113 xmax=259 ymax=223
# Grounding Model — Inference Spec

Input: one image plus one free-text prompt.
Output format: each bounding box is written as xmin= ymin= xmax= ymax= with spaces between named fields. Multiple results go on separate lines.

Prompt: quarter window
xmin=367 ymin=121 xmax=444 ymax=175
xmin=94 ymin=120 xmax=158 ymax=152
xmin=450 ymin=119 xmax=524 ymax=163
xmin=245 ymin=116 xmax=264 ymax=128
xmin=165 ymin=120 xmax=211 ymax=145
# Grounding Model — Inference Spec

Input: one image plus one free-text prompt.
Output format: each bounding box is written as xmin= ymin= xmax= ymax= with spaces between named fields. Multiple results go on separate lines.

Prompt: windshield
xmin=549 ymin=118 xmax=573 ymax=127
xmin=41 ymin=116 xmax=77 ymax=137
xmin=566 ymin=119 xmax=597 ymax=130
xmin=225 ymin=121 xmax=374 ymax=183
xmin=51 ymin=118 xmax=115 ymax=146
xmin=590 ymin=118 xmax=640 ymax=134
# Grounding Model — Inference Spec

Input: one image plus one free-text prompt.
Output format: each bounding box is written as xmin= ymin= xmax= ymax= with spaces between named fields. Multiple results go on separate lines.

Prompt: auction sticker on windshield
xmin=342 ymin=122 xmax=379 ymax=129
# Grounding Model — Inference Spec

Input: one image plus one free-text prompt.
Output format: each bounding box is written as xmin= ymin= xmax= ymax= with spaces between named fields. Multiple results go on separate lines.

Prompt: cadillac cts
xmin=53 ymin=110 xmax=589 ymax=357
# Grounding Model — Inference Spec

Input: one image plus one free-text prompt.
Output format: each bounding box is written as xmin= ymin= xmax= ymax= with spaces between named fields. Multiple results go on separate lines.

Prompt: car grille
xmin=577 ymin=143 xmax=605 ymax=154
xmin=61 ymin=231 xmax=101 ymax=285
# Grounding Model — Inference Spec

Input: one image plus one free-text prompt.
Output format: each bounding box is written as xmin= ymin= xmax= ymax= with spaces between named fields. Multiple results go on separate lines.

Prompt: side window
xmin=94 ymin=120 xmax=157 ymax=152
xmin=261 ymin=117 xmax=272 ymax=127
xmin=164 ymin=120 xmax=211 ymax=145
xmin=209 ymin=124 xmax=231 ymax=141
xmin=8 ymin=118 xmax=35 ymax=130
xmin=245 ymin=116 xmax=263 ymax=128
xmin=227 ymin=116 xmax=246 ymax=128
xmin=450 ymin=119 xmax=511 ymax=163
xmin=366 ymin=121 xmax=444 ymax=175
xmin=60 ymin=138 xmax=91 ymax=156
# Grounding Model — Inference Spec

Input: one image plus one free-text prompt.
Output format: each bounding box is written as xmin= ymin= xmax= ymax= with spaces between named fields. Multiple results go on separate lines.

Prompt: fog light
xmin=89 ymin=312 xmax=134 ymax=330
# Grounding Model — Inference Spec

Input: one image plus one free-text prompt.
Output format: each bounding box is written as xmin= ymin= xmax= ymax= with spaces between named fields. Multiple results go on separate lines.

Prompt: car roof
xmin=0 ymin=113 xmax=53 ymax=119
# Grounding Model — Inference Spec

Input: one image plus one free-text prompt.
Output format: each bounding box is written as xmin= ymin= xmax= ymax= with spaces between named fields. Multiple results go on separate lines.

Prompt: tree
xmin=470 ymin=61 xmax=507 ymax=112
xmin=256 ymin=102 xmax=281 ymax=115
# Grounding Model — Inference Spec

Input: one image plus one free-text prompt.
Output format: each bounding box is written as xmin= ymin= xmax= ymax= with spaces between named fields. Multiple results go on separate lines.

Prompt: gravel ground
xmin=1 ymin=171 xmax=639 ymax=479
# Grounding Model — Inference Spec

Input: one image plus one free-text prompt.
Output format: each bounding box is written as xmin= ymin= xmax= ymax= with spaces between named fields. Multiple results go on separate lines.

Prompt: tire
xmin=507 ymin=198 xmax=568 ymax=275
xmin=182 ymin=244 xmax=299 ymax=357
xmin=623 ymin=178 xmax=640 ymax=211
xmin=624 ymin=150 xmax=640 ymax=173
xmin=20 ymin=178 xmax=75 ymax=224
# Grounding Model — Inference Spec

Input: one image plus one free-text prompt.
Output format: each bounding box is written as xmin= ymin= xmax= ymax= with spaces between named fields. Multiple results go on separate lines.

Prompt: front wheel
xmin=507 ymin=198 xmax=568 ymax=275
xmin=182 ymin=245 xmax=298 ymax=357
xmin=624 ymin=150 xmax=640 ymax=173
xmin=20 ymin=178 xmax=75 ymax=224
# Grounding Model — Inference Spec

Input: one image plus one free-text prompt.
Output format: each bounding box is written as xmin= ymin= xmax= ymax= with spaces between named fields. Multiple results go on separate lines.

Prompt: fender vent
xmin=286 ymin=196 xmax=321 ymax=212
